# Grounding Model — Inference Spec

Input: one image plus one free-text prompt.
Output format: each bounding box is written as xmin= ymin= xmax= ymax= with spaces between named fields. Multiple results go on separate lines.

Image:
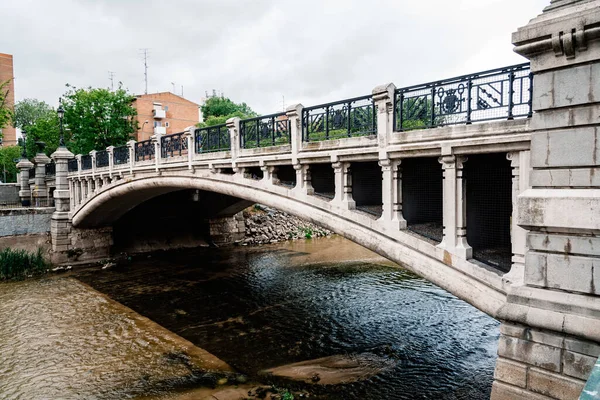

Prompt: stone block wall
xmin=0 ymin=208 xmax=53 ymax=237
xmin=209 ymin=213 xmax=246 ymax=245
xmin=493 ymin=322 xmax=598 ymax=399
xmin=0 ymin=184 xmax=19 ymax=203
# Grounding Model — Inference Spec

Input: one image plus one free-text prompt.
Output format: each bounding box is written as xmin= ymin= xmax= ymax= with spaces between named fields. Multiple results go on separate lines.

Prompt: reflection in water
xmin=75 ymin=236 xmax=500 ymax=399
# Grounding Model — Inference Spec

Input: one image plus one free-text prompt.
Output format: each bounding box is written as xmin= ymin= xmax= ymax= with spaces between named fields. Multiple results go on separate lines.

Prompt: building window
xmin=154 ymin=121 xmax=161 ymax=127
xmin=164 ymin=106 xmax=169 ymax=112
xmin=165 ymin=122 xmax=170 ymax=128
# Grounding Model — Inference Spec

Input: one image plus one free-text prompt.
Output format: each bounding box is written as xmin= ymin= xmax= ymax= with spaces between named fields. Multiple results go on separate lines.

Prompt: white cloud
xmin=1 ymin=0 xmax=549 ymax=114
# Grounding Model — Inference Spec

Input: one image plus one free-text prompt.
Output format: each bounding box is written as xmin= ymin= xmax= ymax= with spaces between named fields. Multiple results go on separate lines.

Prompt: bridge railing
xmin=194 ymin=124 xmax=230 ymax=153
xmin=67 ymin=158 xmax=78 ymax=172
xmin=240 ymin=113 xmax=290 ymax=149
xmin=113 ymin=145 xmax=129 ymax=166
xmin=96 ymin=150 xmax=109 ymax=168
xmin=394 ymin=63 xmax=532 ymax=131
xmin=135 ymin=139 xmax=155 ymax=162
xmin=45 ymin=161 xmax=55 ymax=177
xmin=81 ymin=155 xmax=92 ymax=170
xmin=302 ymin=95 xmax=377 ymax=142
xmin=161 ymin=131 xmax=188 ymax=158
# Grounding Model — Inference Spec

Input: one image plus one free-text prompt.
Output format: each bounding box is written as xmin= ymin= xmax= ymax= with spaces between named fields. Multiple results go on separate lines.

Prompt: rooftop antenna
xmin=108 ymin=71 xmax=115 ymax=91
xmin=181 ymin=85 xmax=184 ymax=97
xmin=139 ymin=48 xmax=150 ymax=94
xmin=171 ymin=82 xmax=176 ymax=93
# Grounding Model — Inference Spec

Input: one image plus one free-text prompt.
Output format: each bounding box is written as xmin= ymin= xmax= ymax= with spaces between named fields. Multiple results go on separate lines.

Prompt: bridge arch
xmin=71 ymin=173 xmax=506 ymax=320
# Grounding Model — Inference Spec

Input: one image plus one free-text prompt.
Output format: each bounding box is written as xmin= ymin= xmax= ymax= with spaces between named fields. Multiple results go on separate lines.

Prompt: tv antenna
xmin=108 ymin=71 xmax=115 ymax=90
xmin=139 ymin=48 xmax=150 ymax=94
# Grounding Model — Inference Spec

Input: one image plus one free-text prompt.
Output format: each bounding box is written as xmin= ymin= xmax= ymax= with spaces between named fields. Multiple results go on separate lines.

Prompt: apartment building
xmin=0 ymin=53 xmax=16 ymax=146
xmin=132 ymin=92 xmax=200 ymax=141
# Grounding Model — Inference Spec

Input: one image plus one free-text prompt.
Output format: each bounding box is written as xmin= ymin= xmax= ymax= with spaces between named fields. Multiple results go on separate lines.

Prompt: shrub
xmin=0 ymin=248 xmax=49 ymax=280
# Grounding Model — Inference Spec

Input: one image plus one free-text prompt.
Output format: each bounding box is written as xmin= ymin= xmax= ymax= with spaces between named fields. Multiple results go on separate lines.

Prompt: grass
xmin=0 ymin=248 xmax=50 ymax=281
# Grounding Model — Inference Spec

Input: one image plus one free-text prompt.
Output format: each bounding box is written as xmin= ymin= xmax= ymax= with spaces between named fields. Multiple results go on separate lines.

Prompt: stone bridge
xmin=21 ymin=1 xmax=600 ymax=398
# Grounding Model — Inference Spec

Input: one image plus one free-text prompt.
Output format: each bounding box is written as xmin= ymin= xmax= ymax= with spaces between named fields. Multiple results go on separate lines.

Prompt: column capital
xmin=438 ymin=155 xmax=467 ymax=169
xmin=126 ymin=139 xmax=137 ymax=149
xmin=506 ymin=151 xmax=521 ymax=168
xmin=16 ymin=158 xmax=34 ymax=169
xmin=51 ymin=146 xmax=74 ymax=161
xmin=33 ymin=152 xmax=51 ymax=165
xmin=285 ymin=103 xmax=304 ymax=119
xmin=226 ymin=116 xmax=240 ymax=129
xmin=372 ymin=82 xmax=396 ymax=101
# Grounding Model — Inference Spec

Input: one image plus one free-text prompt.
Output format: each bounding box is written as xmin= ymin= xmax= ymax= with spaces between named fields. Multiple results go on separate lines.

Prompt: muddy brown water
xmin=1 ymin=236 xmax=500 ymax=399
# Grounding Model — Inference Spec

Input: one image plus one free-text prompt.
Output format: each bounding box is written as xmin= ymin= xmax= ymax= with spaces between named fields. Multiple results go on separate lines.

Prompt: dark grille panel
xmin=310 ymin=164 xmax=334 ymax=198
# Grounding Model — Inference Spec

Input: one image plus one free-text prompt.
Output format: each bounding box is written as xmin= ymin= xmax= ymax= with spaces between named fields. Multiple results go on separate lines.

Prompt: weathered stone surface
xmin=563 ymin=350 xmax=597 ymax=380
xmin=491 ymin=381 xmax=554 ymax=400
xmin=0 ymin=208 xmax=53 ymax=237
xmin=497 ymin=335 xmax=562 ymax=372
xmin=527 ymin=367 xmax=585 ymax=400
xmin=494 ymin=357 xmax=528 ymax=388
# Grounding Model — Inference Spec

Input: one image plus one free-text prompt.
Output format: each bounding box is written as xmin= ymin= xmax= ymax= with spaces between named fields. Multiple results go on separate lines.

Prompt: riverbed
xmin=0 ymin=236 xmax=499 ymax=399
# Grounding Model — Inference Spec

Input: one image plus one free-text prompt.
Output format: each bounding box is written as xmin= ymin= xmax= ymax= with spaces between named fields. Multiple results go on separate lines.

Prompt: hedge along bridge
xmin=30 ymin=2 xmax=600 ymax=397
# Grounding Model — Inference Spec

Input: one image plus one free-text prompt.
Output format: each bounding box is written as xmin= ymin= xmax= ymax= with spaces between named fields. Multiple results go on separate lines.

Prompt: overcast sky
xmin=2 ymin=0 xmax=548 ymax=115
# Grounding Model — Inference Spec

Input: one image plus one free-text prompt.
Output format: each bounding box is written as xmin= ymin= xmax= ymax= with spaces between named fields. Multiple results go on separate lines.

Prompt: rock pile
xmin=242 ymin=205 xmax=331 ymax=245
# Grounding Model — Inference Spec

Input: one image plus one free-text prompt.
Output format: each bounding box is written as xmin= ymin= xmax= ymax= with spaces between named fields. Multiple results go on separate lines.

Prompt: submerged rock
xmin=262 ymin=353 xmax=394 ymax=385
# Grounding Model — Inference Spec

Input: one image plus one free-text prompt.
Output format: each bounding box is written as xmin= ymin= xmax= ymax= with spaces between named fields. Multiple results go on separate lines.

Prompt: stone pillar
xmin=32 ymin=152 xmax=51 ymax=205
xmin=16 ymin=158 xmax=34 ymax=206
xmin=50 ymin=146 xmax=74 ymax=263
xmin=107 ymin=146 xmax=114 ymax=175
xmin=86 ymin=178 xmax=92 ymax=201
xmin=226 ymin=117 xmax=241 ymax=162
xmin=332 ymin=161 xmax=355 ymax=209
xmin=378 ymin=158 xmax=406 ymax=230
xmin=127 ymin=140 xmax=136 ymax=174
xmin=437 ymin=155 xmax=472 ymax=259
xmin=504 ymin=151 xmax=531 ymax=285
xmin=372 ymin=82 xmax=396 ymax=152
xmin=260 ymin=163 xmax=276 ymax=185
xmin=151 ymin=134 xmax=161 ymax=172
xmin=286 ymin=103 xmax=303 ymax=161
xmin=491 ymin=1 xmax=600 ymax=398
xmin=184 ymin=128 xmax=194 ymax=170
xmin=292 ymin=163 xmax=313 ymax=195
xmin=208 ymin=212 xmax=246 ymax=245
xmin=90 ymin=150 xmax=97 ymax=174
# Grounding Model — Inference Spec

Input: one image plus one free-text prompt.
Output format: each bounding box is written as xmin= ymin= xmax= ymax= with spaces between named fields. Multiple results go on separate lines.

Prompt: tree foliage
xmin=62 ymin=84 xmax=137 ymax=155
xmin=12 ymin=98 xmax=54 ymax=130
xmin=0 ymin=80 xmax=14 ymax=137
xmin=0 ymin=145 xmax=22 ymax=183
xmin=24 ymin=113 xmax=64 ymax=159
xmin=198 ymin=96 xmax=257 ymax=128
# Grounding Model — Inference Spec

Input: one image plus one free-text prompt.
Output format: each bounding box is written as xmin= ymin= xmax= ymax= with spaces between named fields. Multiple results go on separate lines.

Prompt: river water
xmin=0 ymin=236 xmax=500 ymax=399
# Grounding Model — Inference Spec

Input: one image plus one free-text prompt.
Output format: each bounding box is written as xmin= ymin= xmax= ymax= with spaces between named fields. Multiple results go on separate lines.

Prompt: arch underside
xmin=71 ymin=173 xmax=507 ymax=320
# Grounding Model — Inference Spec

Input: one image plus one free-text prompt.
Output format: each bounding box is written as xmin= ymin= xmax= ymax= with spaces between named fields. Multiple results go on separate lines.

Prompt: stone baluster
xmin=379 ymin=158 xmax=407 ymax=230
xmin=90 ymin=150 xmax=97 ymax=174
xmin=260 ymin=162 xmax=276 ymax=185
xmin=332 ymin=160 xmax=355 ymax=210
xmin=438 ymin=154 xmax=472 ymax=259
xmin=292 ymin=164 xmax=313 ymax=196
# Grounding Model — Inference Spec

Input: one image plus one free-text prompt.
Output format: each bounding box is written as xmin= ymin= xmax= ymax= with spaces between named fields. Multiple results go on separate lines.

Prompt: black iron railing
xmin=0 ymin=198 xmax=55 ymax=209
xmin=68 ymin=159 xmax=78 ymax=172
xmin=161 ymin=132 xmax=188 ymax=158
xmin=113 ymin=145 xmax=129 ymax=165
xmin=302 ymin=95 xmax=377 ymax=142
xmin=135 ymin=140 xmax=155 ymax=161
xmin=96 ymin=150 xmax=109 ymax=168
xmin=394 ymin=63 xmax=532 ymax=132
xmin=81 ymin=155 xmax=92 ymax=170
xmin=28 ymin=167 xmax=36 ymax=178
xmin=240 ymin=113 xmax=290 ymax=149
xmin=46 ymin=162 xmax=56 ymax=176
xmin=195 ymin=124 xmax=230 ymax=153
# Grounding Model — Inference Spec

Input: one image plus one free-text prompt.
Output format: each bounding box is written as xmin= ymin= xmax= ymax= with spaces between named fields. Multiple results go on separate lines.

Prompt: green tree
xmin=198 ymin=96 xmax=257 ymax=128
xmin=12 ymin=98 xmax=54 ymax=130
xmin=62 ymin=83 xmax=137 ymax=155
xmin=24 ymin=113 xmax=63 ymax=158
xmin=0 ymin=145 xmax=22 ymax=183
xmin=0 ymin=80 xmax=14 ymax=140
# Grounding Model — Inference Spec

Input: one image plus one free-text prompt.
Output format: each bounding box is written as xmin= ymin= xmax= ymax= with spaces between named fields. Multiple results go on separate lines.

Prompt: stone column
xmin=378 ymin=158 xmax=406 ymax=230
xmin=503 ymin=151 xmax=530 ymax=285
xmin=107 ymin=146 xmax=114 ymax=175
xmin=260 ymin=162 xmax=276 ymax=185
xmin=127 ymin=140 xmax=136 ymax=174
xmin=16 ymin=158 xmax=34 ymax=206
xmin=332 ymin=161 xmax=355 ymax=209
xmin=286 ymin=103 xmax=303 ymax=162
xmin=184 ymin=128 xmax=194 ymax=170
xmin=32 ymin=152 xmax=51 ymax=205
xmin=226 ymin=117 xmax=241 ymax=163
xmin=292 ymin=163 xmax=313 ymax=195
xmin=50 ymin=146 xmax=75 ymax=263
xmin=372 ymin=82 xmax=396 ymax=152
xmin=151 ymin=134 xmax=161 ymax=172
xmin=437 ymin=155 xmax=472 ymax=259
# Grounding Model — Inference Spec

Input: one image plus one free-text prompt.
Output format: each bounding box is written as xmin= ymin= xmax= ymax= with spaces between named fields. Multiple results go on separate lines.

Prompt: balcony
xmin=154 ymin=126 xmax=166 ymax=135
xmin=153 ymin=108 xmax=166 ymax=119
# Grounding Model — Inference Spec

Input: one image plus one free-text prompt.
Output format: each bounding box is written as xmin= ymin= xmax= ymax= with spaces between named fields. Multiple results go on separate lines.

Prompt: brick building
xmin=0 ymin=53 xmax=16 ymax=146
xmin=132 ymin=92 xmax=200 ymax=141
